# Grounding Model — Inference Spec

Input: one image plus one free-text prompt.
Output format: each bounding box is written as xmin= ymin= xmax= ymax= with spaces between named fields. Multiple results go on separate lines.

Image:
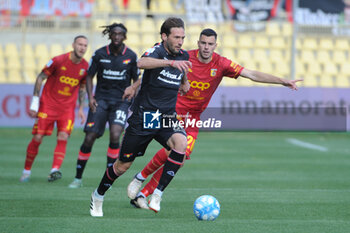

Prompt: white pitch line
xmin=286 ymin=138 xmax=328 ymax=152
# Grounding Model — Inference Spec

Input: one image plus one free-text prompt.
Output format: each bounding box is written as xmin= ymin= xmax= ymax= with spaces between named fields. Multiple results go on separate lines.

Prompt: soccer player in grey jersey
xmin=89 ymin=17 xmax=192 ymax=217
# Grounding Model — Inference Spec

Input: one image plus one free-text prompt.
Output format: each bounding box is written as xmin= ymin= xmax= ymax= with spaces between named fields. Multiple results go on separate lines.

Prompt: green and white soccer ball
xmin=193 ymin=195 xmax=220 ymax=221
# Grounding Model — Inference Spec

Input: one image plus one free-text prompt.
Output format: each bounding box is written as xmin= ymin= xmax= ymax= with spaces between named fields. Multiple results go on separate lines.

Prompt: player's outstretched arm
xmin=137 ymin=57 xmax=192 ymax=73
xmin=28 ymin=72 xmax=48 ymax=118
xmin=240 ymin=68 xmax=303 ymax=90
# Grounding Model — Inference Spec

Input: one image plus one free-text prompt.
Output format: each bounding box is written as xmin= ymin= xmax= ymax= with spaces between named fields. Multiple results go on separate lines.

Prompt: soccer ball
xmin=193 ymin=195 xmax=220 ymax=221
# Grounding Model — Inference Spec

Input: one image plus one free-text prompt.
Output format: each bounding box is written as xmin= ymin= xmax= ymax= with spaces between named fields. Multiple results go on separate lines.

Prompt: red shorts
xmin=32 ymin=106 xmax=75 ymax=136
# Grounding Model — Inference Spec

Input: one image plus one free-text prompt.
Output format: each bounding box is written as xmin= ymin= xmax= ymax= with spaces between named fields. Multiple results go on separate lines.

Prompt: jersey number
xmin=115 ymin=110 xmax=126 ymax=122
xmin=66 ymin=119 xmax=74 ymax=131
xmin=187 ymin=135 xmax=195 ymax=152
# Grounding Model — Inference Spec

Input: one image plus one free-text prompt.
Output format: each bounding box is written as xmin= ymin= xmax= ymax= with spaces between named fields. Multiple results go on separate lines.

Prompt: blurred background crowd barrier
xmin=0 ymin=0 xmax=349 ymax=130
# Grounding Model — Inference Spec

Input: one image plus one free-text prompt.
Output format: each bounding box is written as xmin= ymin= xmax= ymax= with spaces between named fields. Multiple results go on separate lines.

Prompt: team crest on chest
xmin=61 ymin=66 xmax=67 ymax=71
xmin=210 ymin=69 xmax=217 ymax=77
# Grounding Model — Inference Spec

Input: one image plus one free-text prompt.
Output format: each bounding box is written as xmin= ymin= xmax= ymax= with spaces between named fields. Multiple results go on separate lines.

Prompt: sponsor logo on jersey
xmin=159 ymin=69 xmax=181 ymax=80
xmin=100 ymin=59 xmax=111 ymax=63
xmin=143 ymin=110 xmax=161 ymax=129
xmin=102 ymin=69 xmax=126 ymax=80
xmin=59 ymin=76 xmax=79 ymax=87
xmin=189 ymin=80 xmax=210 ymax=91
xmin=210 ymin=69 xmax=217 ymax=77
xmin=157 ymin=69 xmax=182 ymax=86
xmin=58 ymin=86 xmax=72 ymax=96
xmin=193 ymin=90 xmax=201 ymax=97
xmin=123 ymin=59 xmax=131 ymax=64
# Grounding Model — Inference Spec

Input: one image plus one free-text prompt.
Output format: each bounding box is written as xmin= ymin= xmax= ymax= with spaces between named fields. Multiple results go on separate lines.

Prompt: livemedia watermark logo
xmin=143 ymin=110 xmax=222 ymax=130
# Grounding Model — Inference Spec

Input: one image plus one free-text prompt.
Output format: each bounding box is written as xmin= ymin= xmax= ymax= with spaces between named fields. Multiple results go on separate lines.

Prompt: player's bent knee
xmin=110 ymin=134 xmax=121 ymax=143
xmin=33 ymin=134 xmax=44 ymax=143
xmin=113 ymin=160 xmax=132 ymax=176
xmin=57 ymin=132 xmax=69 ymax=141
xmin=110 ymin=125 xmax=123 ymax=140
xmin=169 ymin=133 xmax=187 ymax=153
xmin=84 ymin=132 xmax=97 ymax=146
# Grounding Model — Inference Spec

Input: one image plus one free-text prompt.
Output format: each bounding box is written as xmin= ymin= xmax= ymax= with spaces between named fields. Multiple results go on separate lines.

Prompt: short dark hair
xmin=200 ymin=28 xmax=217 ymax=40
xmin=160 ymin=17 xmax=185 ymax=36
xmin=101 ymin=23 xmax=127 ymax=37
xmin=74 ymin=35 xmax=88 ymax=42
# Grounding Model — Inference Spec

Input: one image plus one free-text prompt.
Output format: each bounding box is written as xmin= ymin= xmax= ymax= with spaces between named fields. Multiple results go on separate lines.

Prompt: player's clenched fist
xmin=171 ymin=60 xmax=192 ymax=73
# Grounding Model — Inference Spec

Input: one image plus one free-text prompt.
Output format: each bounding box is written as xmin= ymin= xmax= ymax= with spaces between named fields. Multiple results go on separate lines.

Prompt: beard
xmin=165 ymin=42 xmax=179 ymax=55
xmin=74 ymin=50 xmax=82 ymax=59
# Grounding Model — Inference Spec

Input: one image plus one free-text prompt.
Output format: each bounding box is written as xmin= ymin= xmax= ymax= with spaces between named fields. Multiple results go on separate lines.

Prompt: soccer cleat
xmin=148 ymin=193 xmax=162 ymax=213
xmin=90 ymin=191 xmax=103 ymax=217
xmin=20 ymin=173 xmax=30 ymax=182
xmin=130 ymin=196 xmax=149 ymax=209
xmin=127 ymin=175 xmax=144 ymax=199
xmin=48 ymin=171 xmax=62 ymax=182
xmin=68 ymin=178 xmax=83 ymax=188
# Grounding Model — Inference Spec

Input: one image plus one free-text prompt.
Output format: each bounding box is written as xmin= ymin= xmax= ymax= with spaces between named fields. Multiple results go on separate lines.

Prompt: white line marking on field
xmin=286 ymin=138 xmax=328 ymax=152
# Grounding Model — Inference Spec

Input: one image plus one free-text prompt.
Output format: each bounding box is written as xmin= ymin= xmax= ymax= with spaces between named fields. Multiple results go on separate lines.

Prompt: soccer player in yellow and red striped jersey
xmin=20 ymin=35 xmax=89 ymax=183
xmin=126 ymin=28 xmax=302 ymax=209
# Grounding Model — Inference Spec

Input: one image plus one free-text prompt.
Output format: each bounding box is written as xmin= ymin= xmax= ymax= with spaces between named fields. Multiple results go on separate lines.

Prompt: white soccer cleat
xmin=20 ymin=173 xmax=30 ymax=182
xmin=68 ymin=178 xmax=83 ymax=188
xmin=148 ymin=193 xmax=162 ymax=213
xmin=90 ymin=191 xmax=103 ymax=217
xmin=130 ymin=196 xmax=149 ymax=209
xmin=127 ymin=175 xmax=143 ymax=199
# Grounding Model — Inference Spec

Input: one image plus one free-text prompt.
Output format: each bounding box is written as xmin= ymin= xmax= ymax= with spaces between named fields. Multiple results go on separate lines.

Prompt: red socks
xmin=24 ymin=138 xmax=41 ymax=170
xmin=52 ymin=140 xmax=67 ymax=170
xmin=140 ymin=148 xmax=168 ymax=178
xmin=141 ymin=167 xmax=163 ymax=197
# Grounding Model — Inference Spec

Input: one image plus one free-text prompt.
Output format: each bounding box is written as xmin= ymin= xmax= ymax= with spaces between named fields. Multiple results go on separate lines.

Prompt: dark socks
xmin=96 ymin=166 xmax=119 ymax=196
xmin=156 ymin=150 xmax=185 ymax=191
xmin=75 ymin=144 xmax=91 ymax=179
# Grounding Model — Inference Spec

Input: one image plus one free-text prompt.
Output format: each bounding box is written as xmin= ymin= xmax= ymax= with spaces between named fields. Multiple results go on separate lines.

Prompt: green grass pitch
xmin=0 ymin=128 xmax=350 ymax=233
